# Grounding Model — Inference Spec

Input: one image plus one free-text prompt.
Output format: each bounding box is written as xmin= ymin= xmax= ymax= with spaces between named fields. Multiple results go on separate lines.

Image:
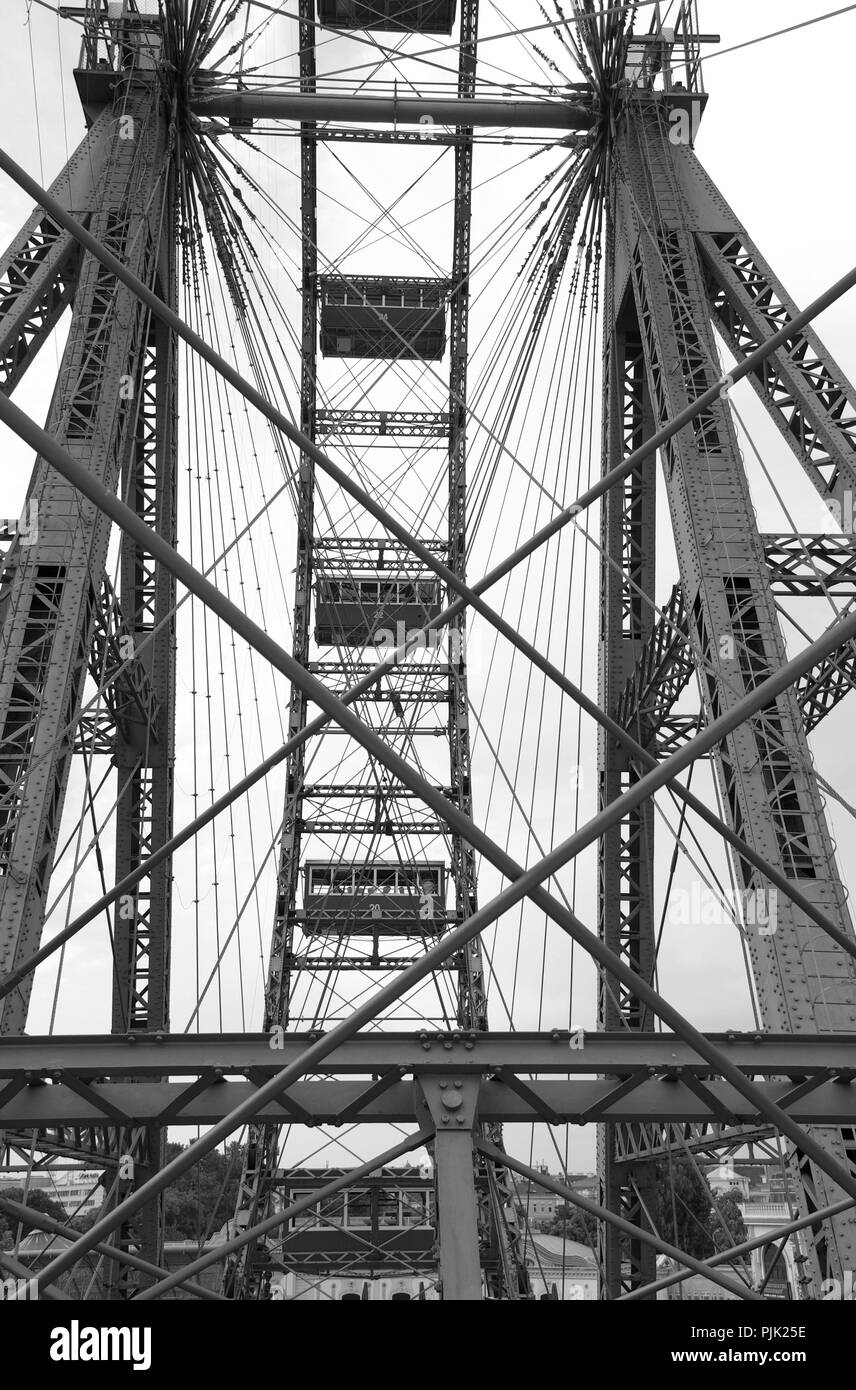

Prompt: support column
xmin=0 ymin=75 xmax=171 ymax=1034
xmin=597 ymin=230 xmax=658 ymax=1298
xmin=616 ymin=99 xmax=856 ymax=1292
xmin=418 ymin=1076 xmax=482 ymax=1301
xmin=226 ymin=0 xmax=319 ymax=1300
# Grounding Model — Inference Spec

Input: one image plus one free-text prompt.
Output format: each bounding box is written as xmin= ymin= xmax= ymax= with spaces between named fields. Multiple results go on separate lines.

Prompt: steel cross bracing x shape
xmin=619 ymin=589 xmax=856 ymax=750
xmin=0 ymin=1195 xmax=225 ymax=1303
xmin=620 ymin=537 xmax=856 ymax=745
xmin=4 ymin=1031 xmax=856 ymax=1127
xmin=8 ymin=288 xmax=856 ymax=1292
xmin=3 ymin=143 xmax=856 ymax=1009
xmin=619 ymin=1193 xmax=856 ymax=1303
xmin=1 ymin=149 xmax=856 ymax=1032
xmin=146 ymin=1120 xmax=761 ymax=1305
xmin=5 ymin=149 xmax=856 ymax=1278
xmin=476 ymin=1140 xmax=764 ymax=1302
xmin=698 ymin=227 xmax=856 ymax=511
xmin=478 ymin=1140 xmax=856 ymax=1305
xmin=1 ymin=162 xmax=856 ymax=1023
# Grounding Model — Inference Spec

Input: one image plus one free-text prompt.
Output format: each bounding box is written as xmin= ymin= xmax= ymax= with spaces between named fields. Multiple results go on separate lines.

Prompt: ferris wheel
xmin=1 ymin=0 xmax=856 ymax=1311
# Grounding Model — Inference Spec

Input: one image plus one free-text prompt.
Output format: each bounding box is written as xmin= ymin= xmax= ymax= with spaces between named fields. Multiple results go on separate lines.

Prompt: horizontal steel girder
xmin=191 ymin=90 xmax=594 ymax=130
xmin=4 ymin=1029 xmax=856 ymax=1076
xmin=3 ymin=1032 xmax=856 ymax=1129
xmin=5 ymin=1079 xmax=856 ymax=1129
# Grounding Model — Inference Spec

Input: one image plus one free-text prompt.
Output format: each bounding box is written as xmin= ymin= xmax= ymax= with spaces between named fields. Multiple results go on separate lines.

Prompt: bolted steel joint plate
xmin=415 ymin=1074 xmax=480 ymax=1131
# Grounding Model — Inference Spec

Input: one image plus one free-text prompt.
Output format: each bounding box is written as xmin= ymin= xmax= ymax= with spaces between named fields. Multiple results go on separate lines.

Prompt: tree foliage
xmin=0 ymin=1184 xmax=69 ymax=1251
xmin=654 ymin=1157 xmax=716 ymax=1260
xmin=545 ymin=1203 xmax=598 ymax=1247
xmin=712 ymin=1190 xmax=748 ymax=1253
xmin=162 ymin=1141 xmax=243 ymax=1241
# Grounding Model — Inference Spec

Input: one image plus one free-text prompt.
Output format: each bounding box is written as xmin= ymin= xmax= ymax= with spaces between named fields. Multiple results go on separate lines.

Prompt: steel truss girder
xmin=697 ymin=223 xmax=856 ymax=511
xmin=797 ymin=620 xmax=856 ymax=734
xmin=12 ymin=384 xmax=856 ymax=1304
xmin=0 ymin=116 xmax=114 ymax=395
xmin=615 ymin=106 xmax=856 ymax=1290
xmin=88 ymin=573 xmax=160 ymax=748
xmin=11 ymin=102 xmax=856 ymax=1303
xmin=312 ymin=537 xmax=448 ymax=557
xmin=632 ymin=627 xmax=856 ymax=751
xmin=614 ymin=1121 xmax=775 ymax=1165
xmin=0 ymin=78 xmax=171 ymax=1034
xmin=107 ymin=223 xmax=178 ymax=1290
xmin=315 ymin=408 xmax=449 ymax=437
xmin=621 ymin=608 xmax=856 ymax=755
xmin=301 ymin=818 xmax=443 ymax=834
xmin=285 ymin=953 xmax=462 ymax=972
xmin=606 ymin=541 xmax=856 ymax=741
xmin=1 ymin=1127 xmax=120 ymax=1167
xmin=615 ymin=582 xmax=693 ymax=733
xmin=763 ymin=535 xmax=856 ymax=597
xmin=447 ymin=0 xmax=487 ymax=1037
xmin=217 ymin=124 xmax=569 ymax=147
xmin=653 ymin=644 xmax=856 ymax=750
xmin=598 ymin=279 xmax=658 ymax=1297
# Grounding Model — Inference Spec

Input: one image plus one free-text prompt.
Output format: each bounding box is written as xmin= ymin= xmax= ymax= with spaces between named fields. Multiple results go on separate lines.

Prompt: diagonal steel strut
xmin=5 ymin=384 xmax=856 ymax=1292
xmin=475 ymin=1140 xmax=764 ymax=1301
xmin=3 ymin=144 xmax=854 ymax=702
xmin=0 ymin=146 xmax=855 ymax=1007
xmin=619 ymin=1193 xmax=856 ymax=1302
xmin=143 ymin=1121 xmax=754 ymax=1303
xmin=136 ymin=1128 xmax=434 ymax=1301
xmin=0 ymin=1196 xmax=225 ymax=1301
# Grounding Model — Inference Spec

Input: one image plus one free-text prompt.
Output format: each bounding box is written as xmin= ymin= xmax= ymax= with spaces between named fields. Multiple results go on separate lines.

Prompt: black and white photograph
xmin=0 ymin=0 xmax=854 ymax=1364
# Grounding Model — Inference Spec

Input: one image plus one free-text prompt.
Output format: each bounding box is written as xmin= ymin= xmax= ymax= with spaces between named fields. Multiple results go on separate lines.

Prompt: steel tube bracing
xmin=6 ymin=139 xmax=854 ymax=687
xmin=9 ymin=380 xmax=856 ymax=1104
xmin=3 ymin=135 xmax=849 ymax=577
xmin=7 ymin=374 xmax=856 ymax=1290
xmin=191 ymin=90 xmax=594 ymax=130
xmin=136 ymin=1130 xmax=434 ymax=1302
xmin=5 ymin=132 xmax=856 ymax=1206
xmin=3 ymin=141 xmax=855 ymax=764
xmin=7 ymin=515 xmax=856 ymax=1014
xmin=5 ymin=149 xmax=856 ymax=1117
xmin=0 ymin=1196 xmax=225 ymax=1302
xmin=3 ymin=144 xmax=856 ymax=1015
xmin=4 ymin=12 xmax=856 ymax=1303
xmin=618 ymin=1194 xmax=856 ymax=1303
xmin=0 ymin=1250 xmax=68 ymax=1301
xmin=475 ymin=1141 xmax=761 ymax=1302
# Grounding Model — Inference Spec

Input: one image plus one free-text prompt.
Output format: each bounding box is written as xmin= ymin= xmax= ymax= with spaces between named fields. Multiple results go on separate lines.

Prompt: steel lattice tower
xmin=1 ymin=0 xmax=856 ymax=1305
